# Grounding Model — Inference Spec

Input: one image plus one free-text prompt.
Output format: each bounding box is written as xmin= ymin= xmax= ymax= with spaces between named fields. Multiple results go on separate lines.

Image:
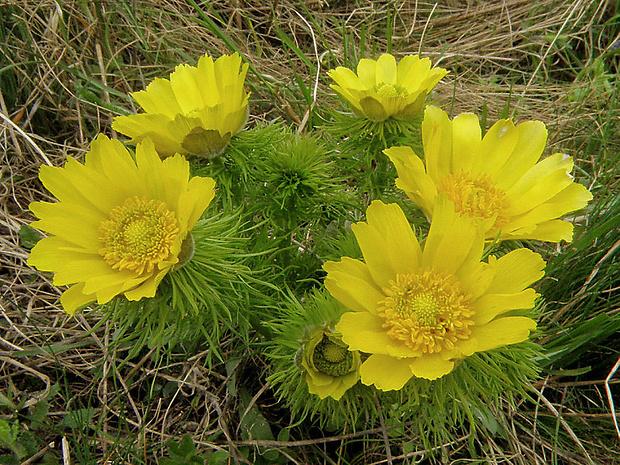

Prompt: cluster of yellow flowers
xmin=27 ymin=51 xmax=592 ymax=403
xmin=313 ymin=54 xmax=592 ymax=397
xmin=28 ymin=54 xmax=248 ymax=315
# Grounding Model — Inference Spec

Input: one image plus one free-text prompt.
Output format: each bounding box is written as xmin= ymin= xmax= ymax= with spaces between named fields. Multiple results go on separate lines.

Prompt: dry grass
xmin=1 ymin=0 xmax=619 ymax=463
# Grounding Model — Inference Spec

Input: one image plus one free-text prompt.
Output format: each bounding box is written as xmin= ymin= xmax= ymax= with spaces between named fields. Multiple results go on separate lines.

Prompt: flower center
xmin=99 ymin=196 xmax=180 ymax=275
xmin=378 ymin=270 xmax=474 ymax=354
xmin=439 ymin=171 xmax=509 ymax=226
xmin=311 ymin=334 xmax=356 ymax=377
xmin=375 ymin=83 xmax=405 ymax=97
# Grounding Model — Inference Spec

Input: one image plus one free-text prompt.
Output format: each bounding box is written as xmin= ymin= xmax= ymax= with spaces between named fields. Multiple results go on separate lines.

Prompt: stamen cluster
xmin=99 ymin=197 xmax=179 ymax=275
xmin=378 ymin=270 xmax=474 ymax=354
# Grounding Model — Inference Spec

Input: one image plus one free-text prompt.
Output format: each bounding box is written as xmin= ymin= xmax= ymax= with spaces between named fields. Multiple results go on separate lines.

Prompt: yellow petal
xmin=323 ymin=258 xmax=384 ymax=314
xmin=356 ymin=58 xmax=377 ymax=88
xmin=474 ymin=119 xmax=519 ymax=176
xmin=450 ymin=113 xmax=481 ymax=173
xmin=214 ymin=53 xmax=245 ymax=95
xmin=177 ymin=176 xmax=216 ymax=231
xmin=162 ymin=154 xmax=194 ymax=209
xmin=112 ymin=114 xmax=187 ymax=156
xmin=376 ymin=54 xmax=397 ymax=85
xmin=96 ymin=282 xmax=141 ymax=305
xmin=420 ymin=66 xmax=449 ymax=91
xmin=352 ymin=201 xmax=421 ymax=288
xmin=330 ymin=371 xmax=360 ymax=400
xmin=385 ymin=146 xmax=437 ymax=214
xmin=456 ymin=260 xmax=495 ymax=301
xmin=28 ymin=238 xmax=110 ymax=286
xmin=328 ymin=67 xmax=364 ymax=90
xmin=518 ymin=219 xmax=574 ymax=242
xmin=61 ymin=258 xmax=127 ymax=291
xmin=466 ymin=316 xmax=536 ymax=353
xmin=306 ymin=370 xmax=358 ymax=400
xmin=124 ymin=270 xmax=167 ymax=301
xmin=330 ymin=84 xmax=363 ymax=113
xmin=87 ymin=134 xmax=146 ymax=205
xmin=380 ymin=95 xmax=404 ymax=120
xmin=195 ymin=54 xmax=219 ymax=105
xmin=398 ymin=56 xmax=432 ymax=92
xmin=409 ymin=352 xmax=455 ymax=380
xmin=38 ymin=157 xmax=117 ymax=215
xmin=131 ymin=78 xmax=183 ymax=118
xmin=306 ymin=375 xmax=339 ymax=399
xmin=80 ymin=264 xmax=146 ymax=296
xmin=135 ymin=140 xmax=193 ymax=211
xmin=359 ymin=354 xmax=413 ymax=391
xmin=493 ymin=121 xmax=547 ymax=190
xmin=422 ymin=106 xmax=453 ymax=182
xmin=472 ymin=289 xmax=539 ymax=325
xmin=336 ymin=312 xmax=416 ymax=357
xmin=506 ymin=153 xmax=574 ymax=215
xmin=29 ymin=201 xmax=103 ymax=250
xmin=393 ymin=92 xmax=426 ymax=121
xmin=198 ymin=103 xmax=246 ymax=137
xmin=422 ymin=195 xmax=480 ymax=275
xmin=169 ymin=63 xmax=205 ymax=115
xmin=486 ymin=248 xmax=545 ymax=294
xmin=305 ymin=367 xmax=335 ymax=387
xmin=502 ymin=182 xmax=592 ymax=241
xmin=395 ymin=55 xmax=421 ymax=87
xmin=133 ymin=138 xmax=168 ymax=198
xmin=60 ymin=284 xmax=96 ymax=316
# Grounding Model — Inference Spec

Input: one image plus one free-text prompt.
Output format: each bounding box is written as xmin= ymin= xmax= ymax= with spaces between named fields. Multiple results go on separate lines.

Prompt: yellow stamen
xmin=440 ymin=171 xmax=509 ymax=227
xmin=375 ymin=83 xmax=403 ymax=97
xmin=99 ymin=197 xmax=179 ymax=275
xmin=378 ymin=270 xmax=474 ymax=354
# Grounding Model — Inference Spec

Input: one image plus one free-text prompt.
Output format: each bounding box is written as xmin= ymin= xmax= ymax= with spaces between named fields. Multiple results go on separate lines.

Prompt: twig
xmin=236 ymin=381 xmax=271 ymax=435
xmin=62 ymin=437 xmax=70 ymax=465
xmin=418 ymin=2 xmax=438 ymax=55
xmin=532 ymin=386 xmax=596 ymax=465
xmin=521 ymin=0 xmax=583 ymax=98
xmin=0 ymin=109 xmax=52 ymax=167
xmin=605 ymin=355 xmax=620 ymax=441
xmin=292 ymin=9 xmax=320 ymax=134
xmin=368 ymin=433 xmax=471 ymax=465
xmin=19 ymin=443 xmax=52 ymax=464
xmin=205 ymin=391 xmax=249 ymax=464
xmin=374 ymin=394 xmax=393 ymax=465
xmin=0 ymin=356 xmax=51 ymax=408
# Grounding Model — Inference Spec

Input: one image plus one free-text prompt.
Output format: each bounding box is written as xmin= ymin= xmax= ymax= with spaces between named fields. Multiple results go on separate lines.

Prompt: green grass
xmin=1 ymin=1 xmax=620 ymax=463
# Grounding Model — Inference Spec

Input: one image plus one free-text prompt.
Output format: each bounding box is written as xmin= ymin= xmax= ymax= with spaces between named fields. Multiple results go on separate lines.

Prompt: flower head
xmin=328 ymin=54 xmax=447 ymax=122
xmin=113 ymin=53 xmax=249 ymax=158
xmin=28 ymin=134 xmax=215 ymax=315
xmin=324 ymin=197 xmax=544 ymax=390
xmin=385 ymin=106 xmax=593 ymax=242
xmin=301 ymin=328 xmax=361 ymax=400
xmin=266 ymin=291 xmax=370 ymax=425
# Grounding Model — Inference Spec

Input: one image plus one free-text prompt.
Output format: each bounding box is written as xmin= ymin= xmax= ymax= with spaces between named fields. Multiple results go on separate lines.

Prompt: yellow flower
xmin=324 ymin=197 xmax=544 ymax=390
xmin=385 ymin=106 xmax=593 ymax=242
xmin=113 ymin=53 xmax=249 ymax=158
xmin=328 ymin=54 xmax=447 ymax=122
xmin=301 ymin=328 xmax=361 ymax=400
xmin=27 ymin=134 xmax=216 ymax=315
